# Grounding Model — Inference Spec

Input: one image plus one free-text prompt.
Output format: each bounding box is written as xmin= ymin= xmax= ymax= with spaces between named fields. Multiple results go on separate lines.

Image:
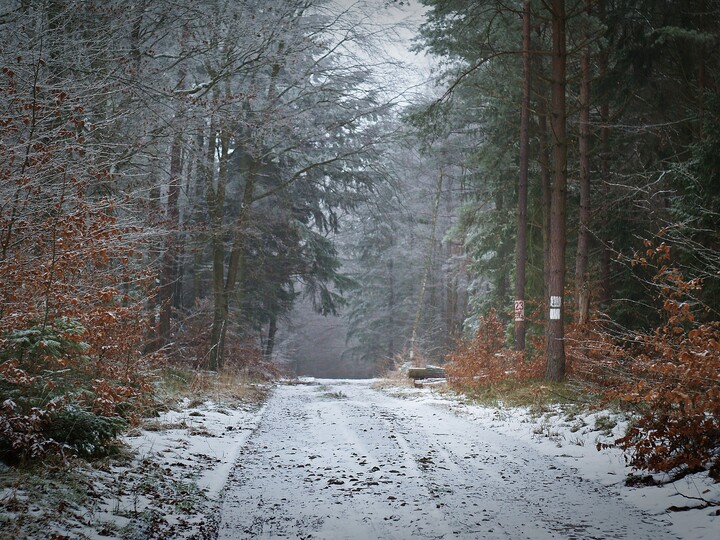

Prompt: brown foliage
xmin=445 ymin=310 xmax=544 ymax=390
xmin=447 ymin=239 xmax=720 ymax=481
xmin=600 ymin=241 xmax=720 ymax=479
xmin=564 ymin=321 xmax=626 ymax=386
xmin=0 ymin=79 xmax=157 ymax=462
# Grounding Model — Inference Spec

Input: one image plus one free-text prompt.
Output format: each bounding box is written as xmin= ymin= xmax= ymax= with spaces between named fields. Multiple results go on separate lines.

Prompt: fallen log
xmin=407 ymin=366 xmax=446 ymax=380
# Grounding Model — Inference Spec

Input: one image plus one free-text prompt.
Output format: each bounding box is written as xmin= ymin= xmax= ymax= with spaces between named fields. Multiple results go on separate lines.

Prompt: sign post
xmin=549 ymin=295 xmax=561 ymax=320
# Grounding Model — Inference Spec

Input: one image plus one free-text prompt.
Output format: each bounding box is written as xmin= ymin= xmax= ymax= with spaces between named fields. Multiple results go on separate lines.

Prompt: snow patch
xmin=379 ymin=384 xmax=720 ymax=540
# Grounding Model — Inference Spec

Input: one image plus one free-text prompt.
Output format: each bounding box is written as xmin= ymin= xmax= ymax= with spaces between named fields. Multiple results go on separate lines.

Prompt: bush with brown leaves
xmin=598 ymin=241 xmax=720 ymax=480
xmin=445 ymin=310 xmax=544 ymax=391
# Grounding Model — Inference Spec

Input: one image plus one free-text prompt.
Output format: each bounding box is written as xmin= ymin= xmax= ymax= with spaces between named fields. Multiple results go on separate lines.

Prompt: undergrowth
xmin=460 ymin=379 xmax=598 ymax=411
xmin=441 ymin=240 xmax=720 ymax=483
xmin=0 ymin=363 xmax=271 ymax=539
xmin=154 ymin=365 xmax=270 ymax=411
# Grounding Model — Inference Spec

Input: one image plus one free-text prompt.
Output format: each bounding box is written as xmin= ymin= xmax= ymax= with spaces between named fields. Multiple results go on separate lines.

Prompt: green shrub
xmin=0 ymin=319 xmax=133 ymax=464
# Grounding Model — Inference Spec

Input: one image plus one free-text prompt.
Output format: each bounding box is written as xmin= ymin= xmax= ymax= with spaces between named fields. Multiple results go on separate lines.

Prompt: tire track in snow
xmin=217 ymin=381 xmax=678 ymax=540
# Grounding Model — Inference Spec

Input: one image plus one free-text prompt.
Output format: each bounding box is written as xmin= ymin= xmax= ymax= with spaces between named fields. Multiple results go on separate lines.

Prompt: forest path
xmin=216 ymin=380 xmax=677 ymax=540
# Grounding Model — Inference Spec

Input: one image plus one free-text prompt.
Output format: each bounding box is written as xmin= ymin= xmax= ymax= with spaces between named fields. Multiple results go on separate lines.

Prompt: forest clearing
xmin=2 ymin=0 xmax=720 ymax=538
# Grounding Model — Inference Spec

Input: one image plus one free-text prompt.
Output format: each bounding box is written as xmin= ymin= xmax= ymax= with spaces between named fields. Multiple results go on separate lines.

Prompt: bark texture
xmin=575 ymin=0 xmax=592 ymax=326
xmin=546 ymin=0 xmax=568 ymax=382
xmin=514 ymin=0 xmax=531 ymax=351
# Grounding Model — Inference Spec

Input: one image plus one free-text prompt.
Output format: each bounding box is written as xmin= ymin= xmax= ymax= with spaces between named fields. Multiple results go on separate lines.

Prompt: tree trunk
xmin=209 ymin=290 xmax=228 ymax=371
xmin=599 ymin=104 xmax=612 ymax=307
xmin=546 ymin=0 xmax=568 ymax=382
xmin=187 ymin=132 xmax=207 ymax=310
xmin=514 ymin=0 xmax=531 ymax=351
xmin=598 ymin=0 xmax=612 ymax=310
xmin=407 ymin=366 xmax=446 ymax=380
xmin=204 ymin=115 xmax=225 ymax=372
xmin=599 ymin=97 xmax=612 ymax=308
xmin=209 ymin=126 xmax=234 ymax=371
xmin=144 ymin=180 xmax=162 ymax=353
xmin=264 ymin=315 xmax=277 ymax=359
xmin=495 ymin=189 xmax=511 ymax=325
xmin=537 ymin=94 xmax=552 ymax=302
xmin=446 ymin=240 xmax=462 ymax=344
xmin=158 ymin=25 xmax=189 ymax=348
xmin=575 ymin=0 xmax=592 ymax=326
xmin=409 ymin=168 xmax=443 ymax=362
xmin=157 ymin=128 xmax=183 ymax=345
xmin=533 ymin=28 xmax=552 ymax=301
xmin=387 ymin=257 xmax=395 ymax=362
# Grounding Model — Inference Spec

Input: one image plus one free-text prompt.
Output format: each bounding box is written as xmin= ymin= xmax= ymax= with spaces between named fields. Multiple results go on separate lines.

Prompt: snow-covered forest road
xmin=217 ymin=380 xmax=677 ymax=540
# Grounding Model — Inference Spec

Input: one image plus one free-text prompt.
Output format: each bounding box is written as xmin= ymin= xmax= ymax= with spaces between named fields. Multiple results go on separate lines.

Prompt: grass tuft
xmin=458 ymin=379 xmax=600 ymax=410
xmin=153 ymin=366 xmax=270 ymax=411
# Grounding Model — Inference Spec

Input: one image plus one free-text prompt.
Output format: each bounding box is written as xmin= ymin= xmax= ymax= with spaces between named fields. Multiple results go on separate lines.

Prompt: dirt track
xmin=217 ymin=380 xmax=677 ymax=540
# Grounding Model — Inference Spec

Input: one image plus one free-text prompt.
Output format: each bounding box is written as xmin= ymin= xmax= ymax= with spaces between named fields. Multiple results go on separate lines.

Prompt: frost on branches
xmin=0 ymin=69 xmax=156 ymax=463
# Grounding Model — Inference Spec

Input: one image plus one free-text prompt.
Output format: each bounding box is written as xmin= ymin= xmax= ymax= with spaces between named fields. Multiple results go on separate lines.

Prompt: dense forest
xmin=1 ymin=0 xmax=719 ymax=484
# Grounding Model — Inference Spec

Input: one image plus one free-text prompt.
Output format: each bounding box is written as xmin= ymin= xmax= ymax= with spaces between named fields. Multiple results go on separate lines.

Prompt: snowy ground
xmin=218 ymin=379 xmax=718 ymax=539
xmin=0 ymin=394 xmax=266 ymax=539
xmin=381 ymin=381 xmax=720 ymax=540
xmin=1 ymin=378 xmax=718 ymax=539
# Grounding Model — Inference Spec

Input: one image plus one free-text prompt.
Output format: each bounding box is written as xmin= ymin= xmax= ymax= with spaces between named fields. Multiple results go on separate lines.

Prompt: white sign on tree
xmin=550 ymin=296 xmax=561 ymax=320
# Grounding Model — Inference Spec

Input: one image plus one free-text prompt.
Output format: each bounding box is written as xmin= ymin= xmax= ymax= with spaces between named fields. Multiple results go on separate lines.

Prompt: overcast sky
xmin=329 ymin=0 xmax=434 ymax=102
